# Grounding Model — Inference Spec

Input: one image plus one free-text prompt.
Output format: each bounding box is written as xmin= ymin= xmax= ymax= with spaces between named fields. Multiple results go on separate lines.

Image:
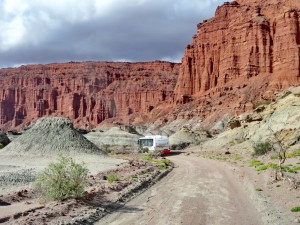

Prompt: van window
xmin=138 ymin=139 xmax=154 ymax=147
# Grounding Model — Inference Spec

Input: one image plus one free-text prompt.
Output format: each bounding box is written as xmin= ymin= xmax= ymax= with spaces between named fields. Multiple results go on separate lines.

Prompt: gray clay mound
xmin=1 ymin=117 xmax=104 ymax=156
xmin=85 ymin=127 xmax=141 ymax=147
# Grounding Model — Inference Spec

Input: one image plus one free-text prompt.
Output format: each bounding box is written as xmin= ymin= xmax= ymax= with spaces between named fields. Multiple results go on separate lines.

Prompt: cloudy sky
xmin=0 ymin=0 xmax=224 ymax=68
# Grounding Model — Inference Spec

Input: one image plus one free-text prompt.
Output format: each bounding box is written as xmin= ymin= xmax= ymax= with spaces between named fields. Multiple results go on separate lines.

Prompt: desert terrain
xmin=1 ymin=0 xmax=300 ymax=224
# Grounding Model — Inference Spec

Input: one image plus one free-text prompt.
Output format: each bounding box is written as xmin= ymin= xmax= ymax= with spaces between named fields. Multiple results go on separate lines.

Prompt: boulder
xmin=0 ymin=132 xmax=10 ymax=147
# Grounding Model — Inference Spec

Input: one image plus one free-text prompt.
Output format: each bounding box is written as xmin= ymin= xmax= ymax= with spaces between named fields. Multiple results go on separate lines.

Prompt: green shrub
xmin=108 ymin=150 xmax=116 ymax=156
xmin=249 ymin=160 xmax=264 ymax=167
xmin=35 ymin=155 xmax=89 ymax=201
xmin=0 ymin=143 xmax=3 ymax=149
xmin=140 ymin=150 xmax=162 ymax=161
xmin=256 ymin=163 xmax=300 ymax=173
xmin=257 ymin=164 xmax=269 ymax=171
xmin=158 ymin=158 xmax=171 ymax=166
xmin=234 ymin=155 xmax=243 ymax=161
xmin=253 ymin=142 xmax=273 ymax=156
xmin=256 ymin=188 xmax=263 ymax=191
xmin=290 ymin=148 xmax=300 ymax=157
xmin=281 ymin=166 xmax=300 ymax=173
xmin=140 ymin=154 xmax=154 ymax=161
xmin=269 ymin=150 xmax=300 ymax=159
xmin=291 ymin=206 xmax=300 ymax=212
xmin=156 ymin=158 xmax=171 ymax=170
xmin=292 ymin=166 xmax=300 ymax=171
xmin=257 ymin=163 xmax=278 ymax=171
xmin=107 ymin=173 xmax=120 ymax=183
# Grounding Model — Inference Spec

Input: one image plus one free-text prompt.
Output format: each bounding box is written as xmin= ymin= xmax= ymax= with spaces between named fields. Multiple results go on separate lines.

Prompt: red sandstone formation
xmin=0 ymin=61 xmax=179 ymax=131
xmin=173 ymin=0 xmax=300 ymax=124
xmin=1 ymin=0 xmax=300 ymax=131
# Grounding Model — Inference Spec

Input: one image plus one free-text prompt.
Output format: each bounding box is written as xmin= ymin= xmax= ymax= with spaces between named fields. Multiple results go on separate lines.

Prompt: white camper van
xmin=138 ymin=135 xmax=170 ymax=154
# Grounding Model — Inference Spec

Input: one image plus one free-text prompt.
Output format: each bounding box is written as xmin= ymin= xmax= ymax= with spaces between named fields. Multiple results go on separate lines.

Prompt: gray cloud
xmin=0 ymin=0 xmax=225 ymax=68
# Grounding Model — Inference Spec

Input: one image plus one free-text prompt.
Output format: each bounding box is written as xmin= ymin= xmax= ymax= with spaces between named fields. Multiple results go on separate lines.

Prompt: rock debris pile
xmin=1 ymin=117 xmax=104 ymax=156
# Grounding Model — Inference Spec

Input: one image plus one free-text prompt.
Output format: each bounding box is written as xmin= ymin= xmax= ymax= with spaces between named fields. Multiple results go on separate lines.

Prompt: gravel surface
xmin=97 ymin=155 xmax=296 ymax=225
xmin=1 ymin=117 xmax=103 ymax=156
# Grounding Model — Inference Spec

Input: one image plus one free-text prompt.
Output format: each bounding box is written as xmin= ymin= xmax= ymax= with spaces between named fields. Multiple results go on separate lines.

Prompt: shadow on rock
xmin=0 ymin=199 xmax=11 ymax=206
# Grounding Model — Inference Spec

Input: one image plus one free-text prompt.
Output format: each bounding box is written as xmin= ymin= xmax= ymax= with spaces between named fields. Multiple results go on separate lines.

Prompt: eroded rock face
xmin=1 ymin=0 xmax=300 ymax=131
xmin=0 ymin=61 xmax=179 ymax=131
xmin=174 ymin=0 xmax=300 ymax=124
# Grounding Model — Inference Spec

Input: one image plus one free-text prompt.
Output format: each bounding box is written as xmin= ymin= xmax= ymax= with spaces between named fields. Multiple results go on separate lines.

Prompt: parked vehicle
xmin=138 ymin=135 xmax=170 ymax=154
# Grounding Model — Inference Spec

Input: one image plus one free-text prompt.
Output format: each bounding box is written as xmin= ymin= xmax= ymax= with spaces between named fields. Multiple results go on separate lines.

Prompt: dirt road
xmin=96 ymin=154 xmax=263 ymax=225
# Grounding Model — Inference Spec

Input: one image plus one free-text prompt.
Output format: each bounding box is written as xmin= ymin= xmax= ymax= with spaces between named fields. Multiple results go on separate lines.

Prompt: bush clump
xmin=290 ymin=148 xmax=300 ymax=157
xmin=249 ymin=160 xmax=264 ymax=167
xmin=253 ymin=142 xmax=273 ymax=156
xmin=35 ymin=155 xmax=89 ymax=201
xmin=291 ymin=206 xmax=300 ymax=212
xmin=156 ymin=158 xmax=171 ymax=170
xmin=257 ymin=163 xmax=278 ymax=171
xmin=107 ymin=173 xmax=120 ymax=183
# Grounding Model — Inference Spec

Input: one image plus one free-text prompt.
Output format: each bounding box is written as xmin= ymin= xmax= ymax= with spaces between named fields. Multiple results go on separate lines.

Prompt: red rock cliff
xmin=0 ymin=61 xmax=179 ymax=131
xmin=174 ymin=0 xmax=300 ymax=123
xmin=2 ymin=0 xmax=300 ymax=131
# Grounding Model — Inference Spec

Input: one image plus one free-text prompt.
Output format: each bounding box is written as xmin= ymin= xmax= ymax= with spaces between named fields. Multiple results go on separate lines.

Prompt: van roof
xmin=139 ymin=135 xmax=168 ymax=139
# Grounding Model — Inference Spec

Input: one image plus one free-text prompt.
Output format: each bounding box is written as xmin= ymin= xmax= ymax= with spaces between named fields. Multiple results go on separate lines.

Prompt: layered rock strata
xmin=1 ymin=0 xmax=300 ymax=131
xmin=174 ymin=0 xmax=300 ymax=123
xmin=0 ymin=61 xmax=179 ymax=131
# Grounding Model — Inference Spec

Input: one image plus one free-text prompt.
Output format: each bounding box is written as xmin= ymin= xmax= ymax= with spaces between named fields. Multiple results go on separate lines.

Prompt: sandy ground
xmin=96 ymin=154 xmax=295 ymax=225
xmin=0 ymin=154 xmax=171 ymax=224
xmin=0 ymin=152 xmax=298 ymax=224
xmin=0 ymin=153 xmax=125 ymax=195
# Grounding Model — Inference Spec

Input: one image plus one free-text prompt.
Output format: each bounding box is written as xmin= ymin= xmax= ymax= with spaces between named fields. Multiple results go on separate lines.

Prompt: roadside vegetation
xmin=252 ymin=142 xmax=273 ymax=156
xmin=291 ymin=206 xmax=300 ymax=212
xmin=106 ymin=173 xmax=120 ymax=183
xmin=35 ymin=155 xmax=89 ymax=201
xmin=139 ymin=152 xmax=171 ymax=170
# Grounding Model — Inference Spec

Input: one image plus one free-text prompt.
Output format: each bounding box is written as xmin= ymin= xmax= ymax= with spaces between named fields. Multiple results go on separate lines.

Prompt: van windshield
xmin=138 ymin=139 xmax=154 ymax=147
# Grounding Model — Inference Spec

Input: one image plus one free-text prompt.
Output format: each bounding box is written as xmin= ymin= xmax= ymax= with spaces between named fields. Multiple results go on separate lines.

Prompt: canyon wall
xmin=1 ymin=0 xmax=300 ymax=131
xmin=0 ymin=61 xmax=179 ymax=131
xmin=174 ymin=0 xmax=300 ymax=123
